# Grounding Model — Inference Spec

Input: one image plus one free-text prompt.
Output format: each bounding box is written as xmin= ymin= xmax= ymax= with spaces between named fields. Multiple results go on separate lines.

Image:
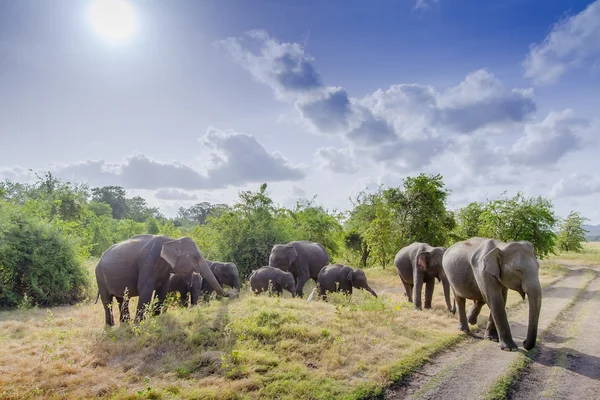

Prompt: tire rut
xmin=511 ymin=270 xmax=600 ymax=400
xmin=384 ymin=266 xmax=595 ymax=400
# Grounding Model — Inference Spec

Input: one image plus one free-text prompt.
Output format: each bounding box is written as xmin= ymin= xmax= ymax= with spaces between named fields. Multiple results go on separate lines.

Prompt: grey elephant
xmin=394 ymin=242 xmax=454 ymax=313
xmin=166 ymin=272 xmax=203 ymax=306
xmin=317 ymin=264 xmax=377 ymax=299
xmin=249 ymin=266 xmax=296 ymax=297
xmin=200 ymin=261 xmax=241 ymax=299
xmin=268 ymin=240 xmax=330 ymax=297
xmin=442 ymin=237 xmax=542 ymax=351
xmin=94 ymin=234 xmax=233 ymax=325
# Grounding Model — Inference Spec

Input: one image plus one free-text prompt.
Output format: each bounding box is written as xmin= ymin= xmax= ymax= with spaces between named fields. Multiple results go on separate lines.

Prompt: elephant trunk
xmin=441 ymin=276 xmax=455 ymax=314
xmin=366 ymin=287 xmax=377 ymax=298
xmin=233 ymin=276 xmax=241 ymax=292
xmin=195 ymin=258 xmax=228 ymax=297
xmin=523 ymin=283 xmax=542 ymax=350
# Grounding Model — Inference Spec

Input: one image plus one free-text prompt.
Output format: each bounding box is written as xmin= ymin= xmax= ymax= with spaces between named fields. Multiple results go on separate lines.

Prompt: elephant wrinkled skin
xmin=95 ymin=234 xmax=231 ymax=325
xmin=317 ymin=264 xmax=377 ymax=299
xmin=442 ymin=237 xmax=542 ymax=352
xmin=394 ymin=242 xmax=454 ymax=313
xmin=249 ymin=266 xmax=296 ymax=297
xmin=268 ymin=240 xmax=330 ymax=298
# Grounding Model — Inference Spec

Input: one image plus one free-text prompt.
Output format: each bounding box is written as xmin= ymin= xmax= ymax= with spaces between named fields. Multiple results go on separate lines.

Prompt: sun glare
xmin=88 ymin=0 xmax=138 ymax=44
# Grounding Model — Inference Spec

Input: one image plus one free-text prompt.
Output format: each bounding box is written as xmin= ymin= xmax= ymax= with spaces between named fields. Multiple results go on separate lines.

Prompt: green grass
xmin=550 ymin=241 xmax=600 ymax=265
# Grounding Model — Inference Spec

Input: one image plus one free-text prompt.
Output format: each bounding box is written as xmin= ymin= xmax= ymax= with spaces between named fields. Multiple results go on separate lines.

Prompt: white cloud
xmin=314 ymin=147 xmax=358 ymax=174
xmin=1 ymin=128 xmax=305 ymax=190
xmin=523 ymin=0 xmax=600 ymax=84
xmin=551 ymin=173 xmax=600 ymax=198
xmin=413 ymin=0 xmax=441 ymax=11
xmin=155 ymin=189 xmax=199 ymax=201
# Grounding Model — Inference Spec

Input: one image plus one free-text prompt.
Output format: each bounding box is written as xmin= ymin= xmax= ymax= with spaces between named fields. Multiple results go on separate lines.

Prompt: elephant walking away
xmin=166 ymin=272 xmax=203 ymax=306
xmin=394 ymin=242 xmax=454 ymax=313
xmin=268 ymin=240 xmax=330 ymax=297
xmin=200 ymin=261 xmax=241 ymax=299
xmin=317 ymin=264 xmax=377 ymax=299
xmin=442 ymin=237 xmax=542 ymax=351
xmin=249 ymin=266 xmax=296 ymax=297
xmin=95 ymin=234 xmax=232 ymax=326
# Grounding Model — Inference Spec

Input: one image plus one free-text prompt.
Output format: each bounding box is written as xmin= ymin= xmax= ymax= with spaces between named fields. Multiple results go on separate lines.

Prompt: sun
xmin=88 ymin=0 xmax=139 ymax=44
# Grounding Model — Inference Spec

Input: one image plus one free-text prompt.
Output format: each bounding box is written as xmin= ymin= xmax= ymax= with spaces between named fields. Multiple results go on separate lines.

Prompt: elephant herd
xmin=95 ymin=234 xmax=542 ymax=352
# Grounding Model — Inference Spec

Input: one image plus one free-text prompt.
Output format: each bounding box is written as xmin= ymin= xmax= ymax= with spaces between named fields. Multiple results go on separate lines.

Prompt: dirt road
xmin=384 ymin=262 xmax=600 ymax=400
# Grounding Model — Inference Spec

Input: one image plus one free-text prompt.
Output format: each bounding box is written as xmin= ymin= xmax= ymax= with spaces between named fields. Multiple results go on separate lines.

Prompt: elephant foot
xmin=484 ymin=331 xmax=499 ymax=342
xmin=523 ymin=339 xmax=536 ymax=351
xmin=467 ymin=314 xmax=478 ymax=325
xmin=458 ymin=323 xmax=470 ymax=334
xmin=500 ymin=340 xmax=519 ymax=352
xmin=449 ymin=307 xmax=456 ymax=315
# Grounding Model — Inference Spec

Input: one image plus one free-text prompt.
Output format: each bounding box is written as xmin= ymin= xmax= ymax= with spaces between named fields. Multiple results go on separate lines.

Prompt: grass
xmin=550 ymin=241 xmax=600 ymax=265
xmin=0 ymin=257 xmax=574 ymax=399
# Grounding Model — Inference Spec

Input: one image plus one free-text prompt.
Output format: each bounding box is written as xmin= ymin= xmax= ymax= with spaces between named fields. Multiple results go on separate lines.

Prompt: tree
xmin=175 ymin=202 xmax=230 ymax=226
xmin=454 ymin=202 xmax=484 ymax=240
xmin=556 ymin=211 xmax=588 ymax=252
xmin=126 ymin=196 xmax=162 ymax=222
xmin=479 ymin=192 xmax=558 ymax=258
xmin=91 ymin=186 xmax=129 ymax=220
xmin=287 ymin=198 xmax=343 ymax=257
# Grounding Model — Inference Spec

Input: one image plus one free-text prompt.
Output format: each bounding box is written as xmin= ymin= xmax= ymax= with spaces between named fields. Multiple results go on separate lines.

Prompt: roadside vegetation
xmin=0 ymin=173 xmax=591 ymax=399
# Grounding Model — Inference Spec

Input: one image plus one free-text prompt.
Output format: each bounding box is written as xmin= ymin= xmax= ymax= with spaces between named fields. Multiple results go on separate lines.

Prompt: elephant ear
xmin=416 ymin=251 xmax=430 ymax=271
xmin=347 ymin=270 xmax=354 ymax=283
xmin=161 ymin=240 xmax=181 ymax=269
xmin=286 ymin=245 xmax=298 ymax=263
xmin=212 ymin=263 xmax=224 ymax=282
xmin=483 ymin=247 xmax=502 ymax=281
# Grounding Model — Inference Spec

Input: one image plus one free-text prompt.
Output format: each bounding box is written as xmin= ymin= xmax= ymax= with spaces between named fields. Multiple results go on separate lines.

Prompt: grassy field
xmin=550 ymin=241 xmax=600 ymax=265
xmin=0 ymin=258 xmax=572 ymax=399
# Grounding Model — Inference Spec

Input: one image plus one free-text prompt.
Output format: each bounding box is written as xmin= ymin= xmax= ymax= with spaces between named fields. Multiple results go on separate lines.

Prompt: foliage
xmin=556 ymin=211 xmax=588 ymax=253
xmin=478 ymin=192 xmax=558 ymax=258
xmin=0 ymin=202 xmax=90 ymax=308
xmin=454 ymin=201 xmax=485 ymax=241
xmin=175 ymin=202 xmax=230 ymax=227
xmin=91 ymin=186 xmax=129 ymax=220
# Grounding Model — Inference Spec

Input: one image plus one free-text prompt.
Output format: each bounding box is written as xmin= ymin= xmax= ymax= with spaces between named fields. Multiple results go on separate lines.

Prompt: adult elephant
xmin=268 ymin=240 xmax=330 ymax=298
xmin=317 ymin=264 xmax=377 ymax=299
xmin=200 ymin=261 xmax=241 ymax=298
xmin=95 ymin=234 xmax=232 ymax=325
xmin=394 ymin=242 xmax=454 ymax=313
xmin=166 ymin=272 xmax=203 ymax=306
xmin=442 ymin=237 xmax=542 ymax=351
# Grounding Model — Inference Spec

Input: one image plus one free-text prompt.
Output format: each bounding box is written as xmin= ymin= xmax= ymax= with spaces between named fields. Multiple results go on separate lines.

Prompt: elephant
xmin=200 ymin=261 xmax=241 ymax=299
xmin=95 ymin=234 xmax=233 ymax=325
xmin=166 ymin=272 xmax=203 ymax=306
xmin=317 ymin=264 xmax=377 ymax=299
xmin=394 ymin=242 xmax=454 ymax=313
xmin=268 ymin=240 xmax=330 ymax=297
xmin=442 ymin=237 xmax=542 ymax=351
xmin=249 ymin=266 xmax=296 ymax=297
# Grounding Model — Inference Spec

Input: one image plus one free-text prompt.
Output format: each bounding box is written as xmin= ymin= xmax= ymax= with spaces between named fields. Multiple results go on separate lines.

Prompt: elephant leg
xmin=413 ymin=275 xmax=424 ymax=310
xmin=116 ymin=297 xmax=130 ymax=322
xmin=401 ymin=279 xmax=413 ymax=302
xmin=154 ymin=285 xmax=169 ymax=316
xmin=295 ymin=272 xmax=310 ymax=298
xmin=424 ymin=280 xmax=435 ymax=309
xmin=485 ymin=287 xmax=507 ymax=342
xmin=487 ymin=286 xmax=517 ymax=351
xmin=456 ymin=296 xmax=469 ymax=333
xmin=99 ymin=290 xmax=114 ymax=326
xmin=135 ymin=289 xmax=154 ymax=322
xmin=467 ymin=300 xmax=485 ymax=325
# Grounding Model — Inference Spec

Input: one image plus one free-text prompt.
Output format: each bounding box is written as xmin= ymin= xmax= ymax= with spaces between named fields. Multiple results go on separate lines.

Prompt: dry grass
xmin=0 ymin=260 xmax=569 ymax=400
xmin=550 ymin=241 xmax=600 ymax=265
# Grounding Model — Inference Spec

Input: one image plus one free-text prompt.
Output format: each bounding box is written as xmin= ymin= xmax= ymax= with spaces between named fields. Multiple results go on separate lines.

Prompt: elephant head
xmin=189 ymin=273 xmax=203 ymax=305
xmin=416 ymin=246 xmax=453 ymax=312
xmin=276 ymin=271 xmax=296 ymax=297
xmin=160 ymin=237 xmax=233 ymax=298
xmin=269 ymin=244 xmax=298 ymax=272
xmin=213 ymin=262 xmax=241 ymax=292
xmin=348 ymin=269 xmax=377 ymax=297
xmin=478 ymin=240 xmax=541 ymax=351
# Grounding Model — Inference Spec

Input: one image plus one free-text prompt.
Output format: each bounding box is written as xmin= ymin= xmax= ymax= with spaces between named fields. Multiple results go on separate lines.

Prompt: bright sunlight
xmin=88 ymin=0 xmax=138 ymax=44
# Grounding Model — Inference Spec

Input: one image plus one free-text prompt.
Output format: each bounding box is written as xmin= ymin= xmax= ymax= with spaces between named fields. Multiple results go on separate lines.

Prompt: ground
xmin=0 ymin=244 xmax=598 ymax=399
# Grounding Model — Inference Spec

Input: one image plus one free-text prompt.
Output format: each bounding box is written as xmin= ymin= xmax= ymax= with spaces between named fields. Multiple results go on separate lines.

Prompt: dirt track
xmin=384 ymin=262 xmax=600 ymax=400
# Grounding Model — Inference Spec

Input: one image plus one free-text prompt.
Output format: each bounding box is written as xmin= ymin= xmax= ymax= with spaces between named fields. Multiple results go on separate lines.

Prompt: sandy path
xmin=512 ymin=271 xmax=600 ymax=400
xmin=384 ymin=265 xmax=595 ymax=400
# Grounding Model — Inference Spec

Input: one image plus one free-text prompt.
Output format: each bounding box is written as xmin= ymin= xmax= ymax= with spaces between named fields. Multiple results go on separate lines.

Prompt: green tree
xmin=556 ymin=211 xmax=588 ymax=252
xmin=364 ymin=195 xmax=396 ymax=268
xmin=287 ymin=198 xmax=343 ymax=257
xmin=126 ymin=196 xmax=162 ymax=222
xmin=91 ymin=186 xmax=129 ymax=219
xmin=479 ymin=192 xmax=558 ymax=258
xmin=454 ymin=201 xmax=485 ymax=240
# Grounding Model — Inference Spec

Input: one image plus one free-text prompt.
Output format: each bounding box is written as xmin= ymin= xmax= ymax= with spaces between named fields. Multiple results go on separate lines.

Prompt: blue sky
xmin=1 ymin=0 xmax=599 ymax=223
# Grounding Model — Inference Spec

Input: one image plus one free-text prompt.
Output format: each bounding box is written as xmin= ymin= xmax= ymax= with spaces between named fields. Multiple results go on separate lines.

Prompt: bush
xmin=0 ymin=204 xmax=90 ymax=308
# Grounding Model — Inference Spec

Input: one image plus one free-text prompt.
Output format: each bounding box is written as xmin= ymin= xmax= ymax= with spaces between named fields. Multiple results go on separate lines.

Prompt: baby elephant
xmin=317 ymin=264 xmax=377 ymax=299
xmin=249 ymin=266 xmax=296 ymax=297
xmin=166 ymin=272 xmax=203 ymax=306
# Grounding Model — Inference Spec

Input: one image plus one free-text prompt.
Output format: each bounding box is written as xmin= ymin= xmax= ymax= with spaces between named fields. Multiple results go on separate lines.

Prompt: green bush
xmin=0 ymin=204 xmax=90 ymax=308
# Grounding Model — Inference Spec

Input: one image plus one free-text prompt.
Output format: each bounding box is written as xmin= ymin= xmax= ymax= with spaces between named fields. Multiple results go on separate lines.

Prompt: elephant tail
xmin=94 ymin=291 xmax=100 ymax=304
